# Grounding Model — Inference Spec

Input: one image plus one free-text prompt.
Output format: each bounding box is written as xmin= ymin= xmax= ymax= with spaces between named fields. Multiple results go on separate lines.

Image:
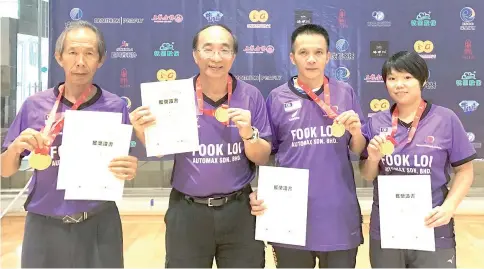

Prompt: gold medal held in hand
xmin=380 ymin=140 xmax=395 ymax=156
xmin=214 ymin=107 xmax=229 ymax=122
xmin=331 ymin=122 xmax=346 ymax=138
xmin=29 ymin=153 xmax=52 ymax=170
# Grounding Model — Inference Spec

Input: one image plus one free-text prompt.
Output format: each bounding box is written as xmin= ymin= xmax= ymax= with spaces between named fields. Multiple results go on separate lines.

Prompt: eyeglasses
xmin=197 ymin=49 xmax=234 ymax=59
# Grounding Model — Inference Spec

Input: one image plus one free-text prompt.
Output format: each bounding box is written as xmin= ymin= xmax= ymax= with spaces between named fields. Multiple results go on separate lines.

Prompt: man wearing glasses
xmin=129 ymin=24 xmax=272 ymax=267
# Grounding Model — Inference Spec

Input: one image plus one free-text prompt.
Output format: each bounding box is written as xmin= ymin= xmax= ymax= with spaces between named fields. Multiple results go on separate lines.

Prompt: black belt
xmin=42 ymin=202 xmax=114 ymax=224
xmin=183 ymin=186 xmax=250 ymax=207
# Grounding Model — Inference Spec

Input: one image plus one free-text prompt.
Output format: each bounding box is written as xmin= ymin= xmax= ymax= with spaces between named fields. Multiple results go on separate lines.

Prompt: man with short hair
xmin=130 ymin=24 xmax=271 ymax=268
xmin=250 ymin=24 xmax=366 ymax=268
xmin=1 ymin=20 xmax=137 ymax=268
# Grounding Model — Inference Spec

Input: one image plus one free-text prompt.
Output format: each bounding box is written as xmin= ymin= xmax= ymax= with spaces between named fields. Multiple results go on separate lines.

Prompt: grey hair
xmin=55 ymin=20 xmax=106 ymax=61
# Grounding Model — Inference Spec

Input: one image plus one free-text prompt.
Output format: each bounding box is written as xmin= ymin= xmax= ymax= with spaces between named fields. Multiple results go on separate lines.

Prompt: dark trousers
xmin=370 ymin=239 xmax=456 ymax=268
xmin=272 ymin=245 xmax=358 ymax=268
xmin=164 ymin=187 xmax=265 ymax=268
xmin=21 ymin=202 xmax=123 ymax=268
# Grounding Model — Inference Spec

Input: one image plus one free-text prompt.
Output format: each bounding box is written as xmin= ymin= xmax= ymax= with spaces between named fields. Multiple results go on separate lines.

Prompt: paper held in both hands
xmin=378 ymin=175 xmax=436 ymax=252
xmin=140 ymin=79 xmax=200 ymax=157
xmin=255 ymin=166 xmax=309 ymax=246
xmin=57 ymin=110 xmax=133 ymax=201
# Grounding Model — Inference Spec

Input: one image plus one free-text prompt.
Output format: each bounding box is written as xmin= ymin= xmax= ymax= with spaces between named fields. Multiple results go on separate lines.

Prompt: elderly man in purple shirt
xmin=1 ymin=20 xmax=137 ymax=268
xmin=129 ymin=24 xmax=272 ymax=268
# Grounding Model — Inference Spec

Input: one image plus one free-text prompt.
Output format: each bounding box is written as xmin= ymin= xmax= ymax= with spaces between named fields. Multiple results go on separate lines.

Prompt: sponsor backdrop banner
xmin=49 ymin=0 xmax=483 ymax=160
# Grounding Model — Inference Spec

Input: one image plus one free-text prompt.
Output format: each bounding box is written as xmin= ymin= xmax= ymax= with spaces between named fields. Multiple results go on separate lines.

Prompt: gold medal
xmin=380 ymin=140 xmax=395 ymax=156
xmin=214 ymin=107 xmax=229 ymax=122
xmin=331 ymin=122 xmax=346 ymax=138
xmin=29 ymin=153 xmax=52 ymax=170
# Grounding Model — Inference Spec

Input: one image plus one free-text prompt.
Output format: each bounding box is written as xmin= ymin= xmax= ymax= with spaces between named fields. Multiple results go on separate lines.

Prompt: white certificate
xmin=57 ymin=110 xmax=122 ymax=190
xmin=378 ymin=175 xmax=435 ymax=252
xmin=255 ymin=166 xmax=309 ymax=246
xmin=140 ymin=79 xmax=199 ymax=157
xmin=57 ymin=110 xmax=133 ymax=201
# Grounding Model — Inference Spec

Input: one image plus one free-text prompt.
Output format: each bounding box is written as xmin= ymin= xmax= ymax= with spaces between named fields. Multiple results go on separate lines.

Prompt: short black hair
xmin=291 ymin=24 xmax=330 ymax=52
xmin=192 ymin=24 xmax=238 ymax=54
xmin=381 ymin=51 xmax=429 ymax=88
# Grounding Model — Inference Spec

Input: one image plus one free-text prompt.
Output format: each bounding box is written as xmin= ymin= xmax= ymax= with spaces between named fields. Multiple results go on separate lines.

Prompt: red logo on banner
xmin=243 ymin=45 xmax=275 ymax=54
xmin=120 ymin=68 xmax=130 ymax=88
xmin=463 ymin=39 xmax=475 ymax=60
xmin=338 ymin=9 xmax=347 ymax=28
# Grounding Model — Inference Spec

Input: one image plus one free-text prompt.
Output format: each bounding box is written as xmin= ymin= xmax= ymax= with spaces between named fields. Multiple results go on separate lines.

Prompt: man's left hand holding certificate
xmin=135 ymin=78 xmax=200 ymax=157
xmin=251 ymin=166 xmax=309 ymax=246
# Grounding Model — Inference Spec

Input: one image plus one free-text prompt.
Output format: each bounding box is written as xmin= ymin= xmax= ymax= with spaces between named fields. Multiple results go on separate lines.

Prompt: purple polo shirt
xmin=171 ymin=73 xmax=272 ymax=197
xmin=2 ymin=82 xmax=130 ymax=216
xmin=266 ymin=76 xmax=364 ymax=251
xmin=361 ymin=101 xmax=477 ymax=248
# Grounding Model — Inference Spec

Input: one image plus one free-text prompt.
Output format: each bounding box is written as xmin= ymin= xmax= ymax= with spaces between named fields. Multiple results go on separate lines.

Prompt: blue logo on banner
xmin=70 ymin=8 xmax=83 ymax=20
xmin=334 ymin=67 xmax=350 ymax=81
xmin=204 ymin=11 xmax=223 ymax=23
xmin=460 ymin=7 xmax=475 ymax=22
xmin=372 ymin=11 xmax=385 ymax=21
xmin=335 ymin=39 xmax=349 ymax=52
xmin=459 ymin=100 xmax=479 ymax=113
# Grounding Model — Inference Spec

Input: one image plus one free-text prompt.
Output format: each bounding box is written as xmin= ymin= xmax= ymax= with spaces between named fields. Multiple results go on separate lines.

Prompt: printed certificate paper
xmin=378 ymin=175 xmax=435 ymax=252
xmin=57 ymin=110 xmax=133 ymax=201
xmin=255 ymin=166 xmax=309 ymax=246
xmin=140 ymin=79 xmax=199 ymax=157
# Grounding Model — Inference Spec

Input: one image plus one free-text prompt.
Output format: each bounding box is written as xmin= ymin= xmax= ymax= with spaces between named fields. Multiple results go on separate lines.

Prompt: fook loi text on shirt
xmin=290 ymin=126 xmax=339 ymax=147
xmin=382 ymin=154 xmax=433 ymax=174
xmin=46 ymin=146 xmax=61 ymax=167
xmin=192 ymin=142 xmax=243 ymax=164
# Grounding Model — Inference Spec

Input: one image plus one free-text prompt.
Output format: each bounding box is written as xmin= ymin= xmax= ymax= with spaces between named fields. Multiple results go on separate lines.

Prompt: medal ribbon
xmin=296 ymin=76 xmax=338 ymax=120
xmin=387 ymin=99 xmax=426 ymax=146
xmin=35 ymin=84 xmax=94 ymax=155
xmin=195 ymin=75 xmax=232 ymax=125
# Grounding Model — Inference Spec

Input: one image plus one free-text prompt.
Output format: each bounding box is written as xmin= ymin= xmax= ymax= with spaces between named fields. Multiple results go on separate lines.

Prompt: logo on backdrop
xmin=370 ymin=99 xmax=390 ymax=112
xmin=414 ymin=40 xmax=436 ymax=59
xmin=332 ymin=39 xmax=355 ymax=60
xmin=121 ymin=96 xmax=132 ymax=110
xmin=424 ymin=70 xmax=437 ymax=90
xmin=111 ymin=41 xmax=137 ymax=59
xmin=411 ymin=11 xmax=436 ymax=27
xmin=466 ymin=132 xmax=482 ymax=149
xmin=234 ymin=74 xmax=282 ymax=82
xmin=243 ymin=45 xmax=275 ymax=54
xmin=154 ymin=42 xmax=180 ymax=57
xmin=69 ymin=8 xmax=83 ymax=20
xmin=338 ymin=9 xmax=348 ymax=28
xmin=157 ymin=69 xmax=177 ymax=81
xmin=456 ymin=71 xmax=482 ymax=87
xmin=203 ymin=11 xmax=223 ymax=23
xmin=368 ymin=11 xmax=391 ymax=27
xmin=93 ymin=17 xmax=144 ymax=25
xmin=459 ymin=100 xmax=479 ymax=113
xmin=334 ymin=66 xmax=350 ymax=82
xmin=370 ymin=41 xmax=389 ymax=58
xmin=467 ymin=132 xmax=475 ymax=142
xmin=364 ymin=74 xmax=384 ymax=83
xmin=151 ymin=14 xmax=183 ymax=23
xmin=120 ymin=68 xmax=130 ymax=88
xmin=248 ymin=10 xmax=271 ymax=28
xmin=69 ymin=8 xmax=143 ymax=24
xmin=460 ymin=7 xmax=476 ymax=31
xmin=295 ymin=10 xmax=312 ymax=27
xmin=463 ymin=39 xmax=475 ymax=60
